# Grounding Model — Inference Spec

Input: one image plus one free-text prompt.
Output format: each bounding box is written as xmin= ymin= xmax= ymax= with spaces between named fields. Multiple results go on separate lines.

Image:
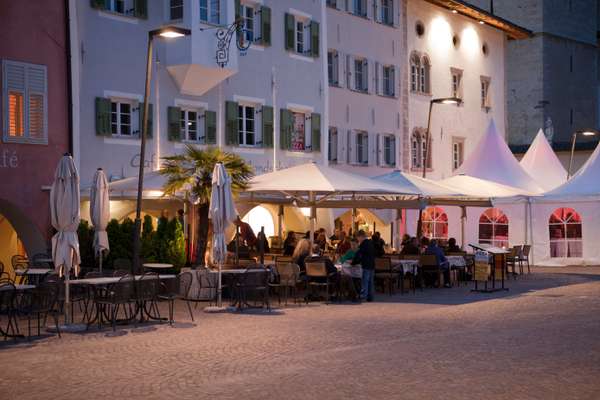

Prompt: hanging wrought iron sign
xmin=216 ymin=20 xmax=250 ymax=68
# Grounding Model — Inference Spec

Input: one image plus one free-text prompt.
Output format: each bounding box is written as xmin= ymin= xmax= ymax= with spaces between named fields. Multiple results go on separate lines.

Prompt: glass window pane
xmin=8 ymin=91 xmax=24 ymax=137
xmin=29 ymin=94 xmax=44 ymax=138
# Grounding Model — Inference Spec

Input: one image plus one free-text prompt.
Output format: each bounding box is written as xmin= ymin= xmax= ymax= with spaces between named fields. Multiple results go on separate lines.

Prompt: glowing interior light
xmin=300 ymin=207 xmax=311 ymax=218
xmin=159 ymin=31 xmax=186 ymax=38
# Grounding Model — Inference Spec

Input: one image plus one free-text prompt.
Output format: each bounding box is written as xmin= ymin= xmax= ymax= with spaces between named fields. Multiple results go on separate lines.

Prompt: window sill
xmin=199 ymin=21 xmax=225 ymax=29
xmin=288 ymin=52 xmax=315 ymax=63
xmin=97 ymin=10 xmax=140 ymax=24
xmin=410 ymin=91 xmax=432 ymax=98
xmin=375 ymin=21 xmax=396 ymax=28
xmin=249 ymin=43 xmax=267 ymax=51
xmin=349 ymin=88 xmax=370 ymax=95
xmin=348 ymin=12 xmax=369 ymax=20
xmin=410 ymin=167 xmax=433 ymax=173
xmin=175 ymin=141 xmax=208 ymax=149
xmin=231 ymin=146 xmax=266 ymax=154
xmin=3 ymin=136 xmax=48 ymax=145
xmin=376 ymin=93 xmax=397 ymax=99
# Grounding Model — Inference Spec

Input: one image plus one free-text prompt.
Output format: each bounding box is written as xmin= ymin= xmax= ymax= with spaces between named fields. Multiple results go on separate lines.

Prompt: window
xmin=451 ymin=68 xmax=463 ymax=99
xmin=420 ymin=56 xmax=430 ymax=94
xmin=421 ymin=207 xmax=448 ymax=240
xmin=353 ymin=0 xmax=367 ymax=17
xmin=410 ymin=54 xmax=420 ymax=92
xmin=356 ymin=131 xmax=369 ymax=165
xmin=285 ymin=13 xmax=318 ymax=57
xmin=328 ymin=50 xmax=339 ymax=86
xmin=549 ymin=208 xmax=582 ymax=258
xmin=170 ymin=0 xmax=183 ymax=20
xmin=291 ymin=112 xmax=306 ymax=151
xmin=200 ymin=0 xmax=220 ymax=24
xmin=238 ymin=104 xmax=256 ymax=146
xmin=380 ymin=0 xmax=393 ymax=25
xmin=107 ymin=0 xmax=128 ymax=14
xmin=328 ymin=127 xmax=338 ymax=163
xmin=326 ymin=0 xmax=337 ymax=7
xmin=382 ymin=65 xmax=395 ymax=96
xmin=411 ymin=129 xmax=431 ymax=169
xmin=296 ymin=20 xmax=306 ymax=54
xmin=180 ymin=109 xmax=205 ymax=143
xmin=481 ymin=77 xmax=491 ymax=109
xmin=111 ymin=100 xmax=133 ymax=136
xmin=240 ymin=3 xmax=255 ymax=43
xmin=383 ymin=135 xmax=396 ymax=166
xmin=354 ymin=58 xmax=368 ymax=92
xmin=452 ymin=138 xmax=464 ymax=170
xmin=479 ymin=208 xmax=509 ymax=248
xmin=3 ymin=60 xmax=47 ymax=143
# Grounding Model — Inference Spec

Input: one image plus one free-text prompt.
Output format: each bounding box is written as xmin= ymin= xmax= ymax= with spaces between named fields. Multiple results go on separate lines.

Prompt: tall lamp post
xmin=416 ymin=96 xmax=462 ymax=238
xmin=132 ymin=26 xmax=191 ymax=274
xmin=567 ymin=129 xmax=598 ymax=179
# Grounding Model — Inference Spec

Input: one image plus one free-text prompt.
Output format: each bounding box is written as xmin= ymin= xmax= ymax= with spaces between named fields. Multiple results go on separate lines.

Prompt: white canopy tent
xmin=519 ymin=129 xmax=567 ymax=191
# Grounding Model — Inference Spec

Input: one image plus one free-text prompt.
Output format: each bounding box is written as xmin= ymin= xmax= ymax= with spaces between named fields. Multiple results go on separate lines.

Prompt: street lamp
xmin=567 ymin=129 xmax=598 ymax=179
xmin=422 ymin=97 xmax=463 ymax=178
xmin=416 ymin=97 xmax=462 ymax=239
xmin=132 ymin=26 xmax=191 ymax=274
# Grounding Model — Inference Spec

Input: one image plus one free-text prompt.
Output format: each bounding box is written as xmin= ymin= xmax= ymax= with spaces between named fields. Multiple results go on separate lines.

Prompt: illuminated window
xmin=479 ymin=208 xmax=509 ymax=248
xmin=450 ymin=68 xmax=463 ymax=99
xmin=549 ymin=208 xmax=582 ymax=258
xmin=240 ymin=3 xmax=255 ymax=43
xmin=481 ymin=76 xmax=491 ymax=109
xmin=421 ymin=207 xmax=448 ymax=240
xmin=411 ymin=129 xmax=431 ymax=169
xmin=291 ymin=112 xmax=306 ymax=151
xmin=452 ymin=137 xmax=464 ymax=170
xmin=3 ymin=60 xmax=47 ymax=143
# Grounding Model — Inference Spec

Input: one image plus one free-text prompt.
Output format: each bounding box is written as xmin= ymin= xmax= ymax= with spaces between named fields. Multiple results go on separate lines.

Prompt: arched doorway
xmin=549 ymin=207 xmax=582 ymax=257
xmin=242 ymin=206 xmax=275 ymax=238
xmin=479 ymin=208 xmax=509 ymax=248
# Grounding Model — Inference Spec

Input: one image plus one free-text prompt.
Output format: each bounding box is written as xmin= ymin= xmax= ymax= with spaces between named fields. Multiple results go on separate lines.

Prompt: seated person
xmin=446 ymin=237 xmax=462 ymax=253
xmin=372 ymin=232 xmax=386 ymax=258
xmin=336 ymin=232 xmax=351 ymax=256
xmin=400 ymin=234 xmax=411 ymax=247
xmin=400 ymin=237 xmax=420 ymax=255
xmin=305 ymin=244 xmax=338 ymax=276
xmin=423 ymin=238 xmax=451 ymax=288
xmin=283 ymin=231 xmax=297 ymax=256
xmin=292 ymin=239 xmax=312 ymax=274
xmin=329 ymin=228 xmax=341 ymax=241
xmin=315 ymin=233 xmax=328 ymax=252
xmin=338 ymin=239 xmax=359 ymax=264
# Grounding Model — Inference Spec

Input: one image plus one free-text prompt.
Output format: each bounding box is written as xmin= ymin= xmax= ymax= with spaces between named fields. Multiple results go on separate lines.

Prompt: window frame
xmin=481 ymin=76 xmax=491 ymax=110
xmin=328 ymin=50 xmax=339 ymax=86
xmin=410 ymin=129 xmax=431 ymax=170
xmin=382 ymin=65 xmax=395 ymax=96
xmin=383 ymin=134 xmax=395 ymax=167
xmin=290 ymin=110 xmax=308 ymax=151
xmin=200 ymin=0 xmax=220 ymax=25
xmin=352 ymin=0 xmax=367 ymax=18
xmin=240 ymin=3 xmax=256 ymax=43
xmin=356 ymin=131 xmax=369 ymax=165
xmin=354 ymin=58 xmax=368 ymax=92
xmin=180 ymin=107 xmax=206 ymax=143
xmin=451 ymin=137 xmax=464 ymax=170
xmin=450 ymin=67 xmax=463 ymax=100
xmin=421 ymin=206 xmax=449 ymax=241
xmin=549 ymin=207 xmax=583 ymax=258
xmin=328 ymin=127 xmax=338 ymax=163
xmin=110 ymin=99 xmax=135 ymax=137
xmin=2 ymin=60 xmax=48 ymax=144
xmin=478 ymin=208 xmax=509 ymax=248
xmin=380 ymin=0 xmax=394 ymax=26
xmin=238 ymin=103 xmax=258 ymax=147
xmin=169 ymin=0 xmax=184 ymax=20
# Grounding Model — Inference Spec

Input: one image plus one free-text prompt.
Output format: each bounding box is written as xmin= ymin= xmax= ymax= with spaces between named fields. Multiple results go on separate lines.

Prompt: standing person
xmin=283 ymin=231 xmax=297 ymax=256
xmin=235 ymin=216 xmax=257 ymax=249
xmin=351 ymin=230 xmax=376 ymax=302
xmin=372 ymin=231 xmax=385 ymax=257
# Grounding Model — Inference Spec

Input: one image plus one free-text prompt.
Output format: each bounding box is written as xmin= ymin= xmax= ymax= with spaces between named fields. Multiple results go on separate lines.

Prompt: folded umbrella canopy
xmin=90 ymin=168 xmax=110 ymax=273
xmin=208 ymin=162 xmax=237 ymax=309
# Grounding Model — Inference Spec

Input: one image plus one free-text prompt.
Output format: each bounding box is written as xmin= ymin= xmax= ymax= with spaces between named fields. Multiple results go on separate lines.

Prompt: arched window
xmin=420 ymin=56 xmax=431 ymax=94
xmin=410 ymin=53 xmax=420 ymax=93
xmin=242 ymin=206 xmax=275 ymax=239
xmin=421 ymin=206 xmax=448 ymax=240
xmin=411 ymin=128 xmax=431 ymax=169
xmin=479 ymin=208 xmax=509 ymax=248
xmin=549 ymin=207 xmax=582 ymax=258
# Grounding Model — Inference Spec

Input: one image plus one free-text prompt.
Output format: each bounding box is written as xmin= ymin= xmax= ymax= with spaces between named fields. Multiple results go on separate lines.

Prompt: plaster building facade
xmin=0 ymin=0 xmax=71 ymax=274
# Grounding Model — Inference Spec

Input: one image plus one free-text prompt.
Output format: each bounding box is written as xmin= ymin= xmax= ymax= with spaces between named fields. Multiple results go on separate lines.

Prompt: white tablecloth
xmin=391 ymin=260 xmax=419 ymax=275
xmin=335 ymin=263 xmax=363 ymax=278
xmin=447 ymin=256 xmax=466 ymax=268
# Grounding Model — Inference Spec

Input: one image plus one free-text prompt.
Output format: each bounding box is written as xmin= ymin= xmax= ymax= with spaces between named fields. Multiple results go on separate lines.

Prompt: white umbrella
xmin=90 ymin=168 xmax=110 ymax=273
xmin=50 ymin=154 xmax=81 ymax=324
xmin=208 ymin=162 xmax=237 ymax=309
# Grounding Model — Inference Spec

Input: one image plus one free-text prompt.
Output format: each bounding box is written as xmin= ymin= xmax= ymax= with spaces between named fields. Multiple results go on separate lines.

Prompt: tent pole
xmin=309 ymin=191 xmax=315 ymax=245
xmin=460 ymin=206 xmax=467 ymax=250
xmin=278 ymin=205 xmax=283 ymax=245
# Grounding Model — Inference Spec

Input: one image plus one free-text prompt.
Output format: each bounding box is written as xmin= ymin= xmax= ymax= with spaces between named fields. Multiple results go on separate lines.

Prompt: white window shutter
xmin=393 ymin=0 xmax=400 ymax=27
xmin=347 ymin=129 xmax=354 ymax=163
xmin=337 ymin=51 xmax=345 ymax=88
xmin=346 ymin=55 xmax=353 ymax=89
xmin=364 ymin=0 xmax=371 ymax=19
xmin=391 ymin=136 xmax=396 ymax=166
xmin=364 ymin=59 xmax=370 ymax=93
xmin=374 ymin=0 xmax=381 ymax=23
xmin=363 ymin=132 xmax=370 ymax=164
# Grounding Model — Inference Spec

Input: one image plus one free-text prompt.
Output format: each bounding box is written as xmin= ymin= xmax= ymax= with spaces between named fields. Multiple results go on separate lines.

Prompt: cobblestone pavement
xmin=1 ymin=267 xmax=600 ymax=400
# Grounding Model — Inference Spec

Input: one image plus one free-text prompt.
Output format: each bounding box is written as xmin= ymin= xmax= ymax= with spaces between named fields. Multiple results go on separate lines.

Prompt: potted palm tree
xmin=160 ymin=145 xmax=253 ymax=265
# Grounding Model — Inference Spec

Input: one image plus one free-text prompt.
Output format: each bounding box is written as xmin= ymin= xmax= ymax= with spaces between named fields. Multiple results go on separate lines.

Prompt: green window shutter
xmin=284 ymin=13 xmax=295 ymax=51
xmin=90 ymin=0 xmax=107 ymax=9
xmin=311 ymin=113 xmax=321 ymax=152
xmin=235 ymin=0 xmax=241 ymax=21
xmin=139 ymin=102 xmax=153 ymax=138
xmin=280 ymin=109 xmax=292 ymax=150
xmin=262 ymin=105 xmax=274 ymax=148
xmin=310 ymin=21 xmax=320 ymax=58
xmin=95 ymin=97 xmax=111 ymax=136
xmin=260 ymin=6 xmax=271 ymax=46
xmin=225 ymin=101 xmax=239 ymax=146
xmin=134 ymin=0 xmax=148 ymax=19
xmin=167 ymin=106 xmax=181 ymax=141
xmin=205 ymin=110 xmax=217 ymax=144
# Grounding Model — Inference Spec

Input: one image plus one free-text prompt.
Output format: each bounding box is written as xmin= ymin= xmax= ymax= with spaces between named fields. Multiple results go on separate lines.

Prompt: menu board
xmin=473 ymin=251 xmax=490 ymax=282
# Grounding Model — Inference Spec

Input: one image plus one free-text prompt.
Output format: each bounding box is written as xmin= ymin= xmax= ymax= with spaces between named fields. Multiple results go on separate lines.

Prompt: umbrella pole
xmin=65 ymin=270 xmax=71 ymax=324
xmin=217 ymin=261 xmax=222 ymax=308
xmin=99 ymin=251 xmax=103 ymax=274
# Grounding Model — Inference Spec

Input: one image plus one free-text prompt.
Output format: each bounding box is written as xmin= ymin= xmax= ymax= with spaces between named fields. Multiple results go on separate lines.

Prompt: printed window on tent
xmin=549 ymin=207 xmax=582 ymax=258
xmin=421 ymin=207 xmax=448 ymax=240
xmin=478 ymin=208 xmax=509 ymax=248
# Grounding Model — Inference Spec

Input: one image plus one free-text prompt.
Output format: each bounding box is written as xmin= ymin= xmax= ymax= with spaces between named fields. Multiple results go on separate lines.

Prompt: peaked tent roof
xmin=247 ymin=162 xmax=417 ymax=195
xmin=440 ymin=175 xmax=538 ymax=198
xmin=373 ymin=170 xmax=462 ymax=197
xmin=519 ymin=129 xmax=567 ymax=191
xmin=541 ymin=142 xmax=600 ymax=200
xmin=456 ymin=120 xmax=544 ymax=193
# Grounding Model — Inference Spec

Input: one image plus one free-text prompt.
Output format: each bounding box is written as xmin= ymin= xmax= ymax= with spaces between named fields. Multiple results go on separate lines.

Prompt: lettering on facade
xmin=0 ymin=150 xmax=18 ymax=169
xmin=130 ymin=153 xmax=158 ymax=170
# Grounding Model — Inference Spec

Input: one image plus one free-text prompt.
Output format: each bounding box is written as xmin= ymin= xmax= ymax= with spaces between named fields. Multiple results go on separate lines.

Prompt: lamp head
xmin=150 ymin=26 xmax=192 ymax=39
xmin=432 ymin=97 xmax=463 ymax=105
xmin=575 ymin=129 xmax=598 ymax=137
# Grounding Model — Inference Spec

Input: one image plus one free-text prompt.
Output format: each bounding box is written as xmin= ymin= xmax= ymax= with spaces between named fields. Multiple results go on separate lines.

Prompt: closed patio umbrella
xmin=207 ymin=162 xmax=237 ymax=310
xmin=90 ymin=168 xmax=110 ymax=273
xmin=50 ymin=154 xmax=81 ymax=324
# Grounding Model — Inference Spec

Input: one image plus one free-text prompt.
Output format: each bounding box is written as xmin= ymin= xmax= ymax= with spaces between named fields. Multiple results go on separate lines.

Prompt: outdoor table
xmin=15 ymin=268 xmax=53 ymax=286
xmin=143 ymin=263 xmax=173 ymax=271
xmin=334 ymin=263 xmax=362 ymax=278
xmin=0 ymin=284 xmax=35 ymax=291
xmin=0 ymin=284 xmax=35 ymax=339
xmin=391 ymin=259 xmax=419 ymax=275
xmin=33 ymin=258 xmax=54 ymax=266
xmin=446 ymin=256 xmax=466 ymax=268
xmin=209 ymin=269 xmax=267 ymax=310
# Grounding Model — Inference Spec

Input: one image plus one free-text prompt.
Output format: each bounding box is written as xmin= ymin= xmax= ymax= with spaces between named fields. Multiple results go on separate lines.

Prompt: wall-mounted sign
xmin=130 ymin=153 xmax=158 ymax=170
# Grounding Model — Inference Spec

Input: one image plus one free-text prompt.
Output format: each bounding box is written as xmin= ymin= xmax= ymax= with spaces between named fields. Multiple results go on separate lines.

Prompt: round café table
xmin=142 ymin=263 xmax=173 ymax=271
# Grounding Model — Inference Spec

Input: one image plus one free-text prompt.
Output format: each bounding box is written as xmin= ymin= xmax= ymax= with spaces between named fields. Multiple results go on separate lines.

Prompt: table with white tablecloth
xmin=446 ymin=256 xmax=466 ymax=268
xmin=391 ymin=259 xmax=419 ymax=275
xmin=335 ymin=263 xmax=362 ymax=278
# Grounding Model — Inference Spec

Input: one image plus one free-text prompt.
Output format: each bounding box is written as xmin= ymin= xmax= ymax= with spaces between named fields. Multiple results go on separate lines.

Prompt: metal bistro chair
xmin=419 ymin=254 xmax=442 ymax=288
xmin=0 ymin=283 xmax=19 ymax=340
xmin=18 ymin=282 xmax=62 ymax=339
xmin=269 ymin=262 xmax=301 ymax=306
xmin=94 ymin=274 xmax=136 ymax=331
xmin=137 ymin=272 xmax=162 ymax=323
xmin=236 ymin=269 xmax=270 ymax=311
xmin=113 ymin=269 xmax=130 ymax=278
xmin=158 ymin=271 xmax=195 ymax=324
xmin=375 ymin=258 xmax=400 ymax=296
xmin=506 ymin=246 xmax=521 ymax=278
xmin=305 ymin=262 xmax=331 ymax=304
xmin=518 ymin=245 xmax=532 ymax=274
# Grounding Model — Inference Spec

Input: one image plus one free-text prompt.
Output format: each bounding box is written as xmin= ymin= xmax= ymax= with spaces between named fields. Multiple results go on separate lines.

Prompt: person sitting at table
xmin=329 ymin=228 xmax=341 ymax=241
xmin=401 ymin=234 xmax=411 ymax=247
xmin=315 ymin=233 xmax=328 ymax=252
xmin=372 ymin=231 xmax=385 ymax=258
xmin=305 ymin=244 xmax=338 ymax=276
xmin=446 ymin=237 xmax=461 ymax=253
xmin=423 ymin=238 xmax=451 ymax=288
xmin=283 ymin=231 xmax=297 ymax=256
xmin=292 ymin=239 xmax=312 ymax=274
xmin=338 ymin=238 xmax=359 ymax=263
xmin=400 ymin=237 xmax=420 ymax=255
xmin=335 ymin=232 xmax=350 ymax=256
